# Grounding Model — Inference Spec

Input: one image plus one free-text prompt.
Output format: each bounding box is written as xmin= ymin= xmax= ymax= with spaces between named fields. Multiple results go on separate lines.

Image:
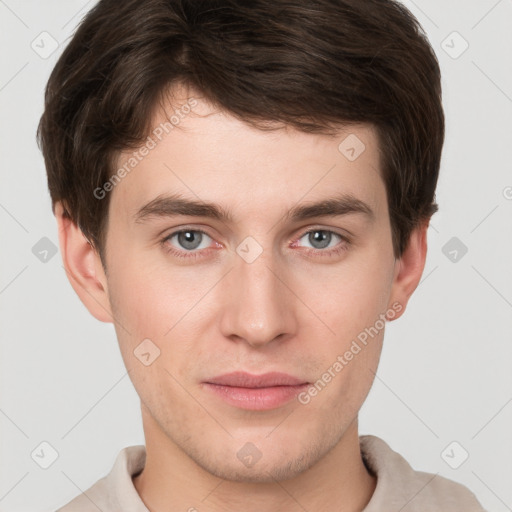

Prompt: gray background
xmin=1 ymin=0 xmax=511 ymax=510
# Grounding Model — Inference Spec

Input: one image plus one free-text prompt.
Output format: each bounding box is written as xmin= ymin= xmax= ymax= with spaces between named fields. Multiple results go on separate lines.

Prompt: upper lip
xmin=205 ymin=371 xmax=308 ymax=388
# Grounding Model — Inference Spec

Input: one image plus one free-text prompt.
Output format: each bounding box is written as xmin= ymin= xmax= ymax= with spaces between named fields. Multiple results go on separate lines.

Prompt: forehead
xmin=111 ymin=90 xmax=386 ymax=222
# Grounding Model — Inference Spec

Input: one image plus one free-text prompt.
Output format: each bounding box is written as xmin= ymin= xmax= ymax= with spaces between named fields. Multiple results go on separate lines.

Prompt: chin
xmin=195 ymin=458 xmax=306 ymax=484
xmin=186 ymin=435 xmax=332 ymax=484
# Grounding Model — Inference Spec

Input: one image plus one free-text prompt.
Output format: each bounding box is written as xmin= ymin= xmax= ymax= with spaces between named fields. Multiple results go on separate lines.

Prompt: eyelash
xmin=161 ymin=227 xmax=351 ymax=260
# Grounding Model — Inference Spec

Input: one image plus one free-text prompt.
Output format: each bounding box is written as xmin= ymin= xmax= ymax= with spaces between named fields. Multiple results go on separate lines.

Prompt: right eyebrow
xmin=134 ymin=194 xmax=234 ymax=224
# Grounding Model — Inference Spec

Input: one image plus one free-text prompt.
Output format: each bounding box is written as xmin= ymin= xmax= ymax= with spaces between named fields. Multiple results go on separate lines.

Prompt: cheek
xmin=108 ymin=249 xmax=188 ymax=326
xmin=298 ymin=250 xmax=393 ymax=402
xmin=306 ymin=253 xmax=394 ymax=333
xmin=106 ymin=268 xmax=202 ymax=412
xmin=106 ymin=255 xmax=211 ymax=370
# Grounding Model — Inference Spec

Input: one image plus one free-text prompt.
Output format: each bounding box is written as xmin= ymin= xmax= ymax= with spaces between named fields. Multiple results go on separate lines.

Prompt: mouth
xmin=202 ymin=371 xmax=310 ymax=411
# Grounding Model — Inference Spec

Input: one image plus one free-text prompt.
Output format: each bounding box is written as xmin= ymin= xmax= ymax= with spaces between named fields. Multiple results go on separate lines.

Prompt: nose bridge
xmin=220 ymin=239 xmax=295 ymax=347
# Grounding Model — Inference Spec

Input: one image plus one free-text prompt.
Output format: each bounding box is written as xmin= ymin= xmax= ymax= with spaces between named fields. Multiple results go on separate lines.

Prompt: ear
xmin=55 ymin=202 xmax=113 ymax=323
xmin=386 ymin=220 xmax=429 ymax=321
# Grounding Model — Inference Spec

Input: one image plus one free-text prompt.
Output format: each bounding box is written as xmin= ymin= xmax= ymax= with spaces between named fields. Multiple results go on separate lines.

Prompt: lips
xmin=205 ymin=371 xmax=307 ymax=388
xmin=203 ymin=371 xmax=310 ymax=411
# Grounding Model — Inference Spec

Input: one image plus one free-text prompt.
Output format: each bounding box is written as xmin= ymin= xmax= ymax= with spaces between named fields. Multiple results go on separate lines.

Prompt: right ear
xmin=54 ymin=201 xmax=113 ymax=323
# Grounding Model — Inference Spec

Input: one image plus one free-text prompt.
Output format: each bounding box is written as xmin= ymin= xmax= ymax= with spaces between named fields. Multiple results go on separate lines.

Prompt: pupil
xmin=310 ymin=230 xmax=330 ymax=249
xmin=179 ymin=231 xmax=201 ymax=250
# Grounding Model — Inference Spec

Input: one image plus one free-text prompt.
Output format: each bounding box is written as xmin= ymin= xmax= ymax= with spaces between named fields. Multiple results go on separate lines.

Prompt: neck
xmin=133 ymin=408 xmax=376 ymax=512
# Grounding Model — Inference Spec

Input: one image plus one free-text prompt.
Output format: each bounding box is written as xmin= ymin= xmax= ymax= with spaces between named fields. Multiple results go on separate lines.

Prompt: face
xmin=97 ymin=86 xmax=403 ymax=482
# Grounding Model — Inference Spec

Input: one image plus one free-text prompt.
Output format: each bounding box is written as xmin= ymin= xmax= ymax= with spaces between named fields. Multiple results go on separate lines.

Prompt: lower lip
xmin=203 ymin=383 xmax=310 ymax=410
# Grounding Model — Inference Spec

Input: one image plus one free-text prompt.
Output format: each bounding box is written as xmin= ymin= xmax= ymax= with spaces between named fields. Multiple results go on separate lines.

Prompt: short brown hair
xmin=37 ymin=0 xmax=444 ymax=262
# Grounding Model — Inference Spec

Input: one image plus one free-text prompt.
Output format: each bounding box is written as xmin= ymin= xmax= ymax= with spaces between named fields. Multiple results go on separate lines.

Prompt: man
xmin=37 ymin=0 xmax=486 ymax=510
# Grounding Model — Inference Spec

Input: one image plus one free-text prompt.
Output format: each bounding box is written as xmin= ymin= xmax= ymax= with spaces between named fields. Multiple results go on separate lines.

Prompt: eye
xmin=161 ymin=227 xmax=350 ymax=261
xmin=162 ymin=229 xmax=214 ymax=258
xmin=293 ymin=229 xmax=350 ymax=257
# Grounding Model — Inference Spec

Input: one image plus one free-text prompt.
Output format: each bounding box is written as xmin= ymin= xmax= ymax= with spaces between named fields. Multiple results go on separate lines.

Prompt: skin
xmin=55 ymin=84 xmax=428 ymax=512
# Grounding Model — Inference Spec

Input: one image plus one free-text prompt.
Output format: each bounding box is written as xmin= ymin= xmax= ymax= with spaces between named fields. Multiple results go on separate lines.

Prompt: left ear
xmin=386 ymin=220 xmax=429 ymax=321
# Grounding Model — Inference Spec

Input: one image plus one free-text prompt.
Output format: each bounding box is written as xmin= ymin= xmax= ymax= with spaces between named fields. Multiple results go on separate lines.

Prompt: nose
xmin=219 ymin=245 xmax=297 ymax=349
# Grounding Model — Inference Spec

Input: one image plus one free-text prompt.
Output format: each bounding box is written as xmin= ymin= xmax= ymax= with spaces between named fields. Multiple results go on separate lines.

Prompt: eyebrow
xmin=134 ymin=192 xmax=374 ymax=225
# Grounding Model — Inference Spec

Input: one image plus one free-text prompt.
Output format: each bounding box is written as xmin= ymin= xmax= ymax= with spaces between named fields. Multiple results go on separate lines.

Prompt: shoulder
xmin=360 ymin=435 xmax=487 ymax=512
xmin=55 ymin=445 xmax=147 ymax=512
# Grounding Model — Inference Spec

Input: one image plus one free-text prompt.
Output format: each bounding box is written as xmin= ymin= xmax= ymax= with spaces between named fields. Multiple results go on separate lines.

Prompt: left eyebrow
xmin=133 ymin=192 xmax=375 ymax=224
xmin=285 ymin=193 xmax=375 ymax=223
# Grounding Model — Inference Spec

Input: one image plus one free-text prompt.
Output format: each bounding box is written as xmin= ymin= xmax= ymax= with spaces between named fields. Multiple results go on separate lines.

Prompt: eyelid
xmin=292 ymin=224 xmax=352 ymax=244
xmin=162 ymin=225 xmax=350 ymax=244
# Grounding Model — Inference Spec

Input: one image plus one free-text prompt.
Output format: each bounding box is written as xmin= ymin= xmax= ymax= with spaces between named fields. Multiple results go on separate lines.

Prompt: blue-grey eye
xmin=300 ymin=230 xmax=341 ymax=250
xmin=169 ymin=230 xmax=212 ymax=251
